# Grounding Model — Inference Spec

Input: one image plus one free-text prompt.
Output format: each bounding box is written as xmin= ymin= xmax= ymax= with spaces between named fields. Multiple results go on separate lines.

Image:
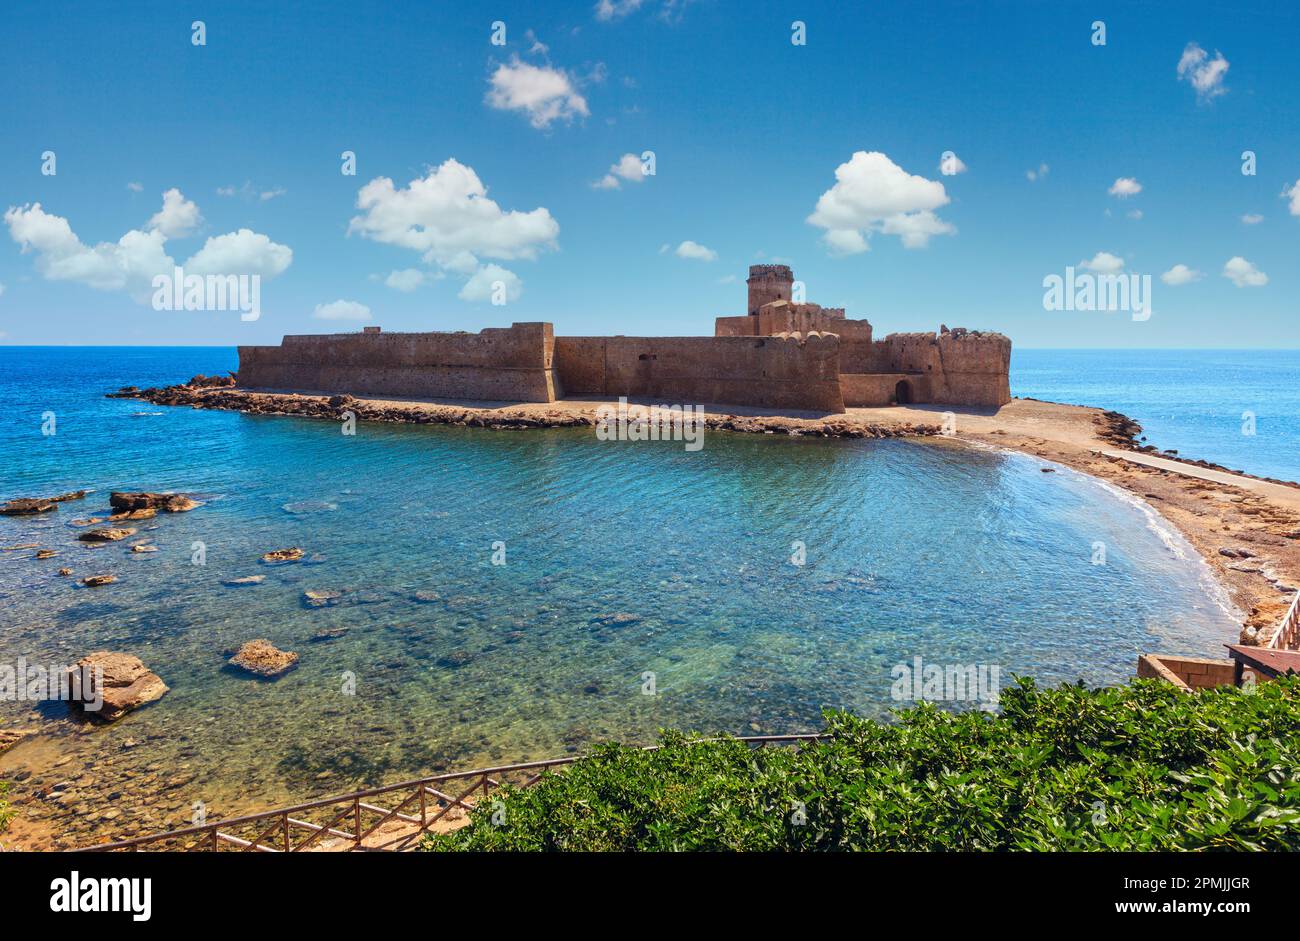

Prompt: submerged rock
xmin=35 ymin=549 xmax=58 ymax=559
xmin=309 ymin=628 xmax=349 ymax=643
xmin=222 ymin=575 xmax=265 ymax=587
xmin=67 ymin=651 xmax=169 ymax=722
xmin=261 ymin=547 xmax=304 ymax=563
xmin=229 ymin=640 xmax=299 ymax=678
xmin=0 ymin=728 xmax=34 ymax=754
xmin=438 ymin=650 xmax=475 ymax=668
xmin=78 ymin=528 xmax=136 ymax=542
xmin=410 ymin=590 xmax=442 ymax=604
xmin=589 ymin=612 xmax=643 ymax=628
xmin=81 ymin=574 xmax=117 ymax=587
xmin=130 ymin=545 xmax=158 ymax=554
xmin=303 ymin=589 xmax=342 ymax=608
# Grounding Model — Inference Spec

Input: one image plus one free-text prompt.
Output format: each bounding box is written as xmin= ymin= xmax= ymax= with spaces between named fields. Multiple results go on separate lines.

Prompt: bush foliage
xmin=424 ymin=677 xmax=1300 ymax=851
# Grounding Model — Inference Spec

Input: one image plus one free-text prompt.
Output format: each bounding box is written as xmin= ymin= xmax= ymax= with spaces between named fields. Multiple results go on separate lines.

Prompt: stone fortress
xmin=236 ymin=265 xmax=1011 ymax=414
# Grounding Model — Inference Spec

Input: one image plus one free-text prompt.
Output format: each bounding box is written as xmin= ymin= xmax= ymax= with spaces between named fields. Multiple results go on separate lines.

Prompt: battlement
xmin=747 ymin=264 xmax=793 ymax=279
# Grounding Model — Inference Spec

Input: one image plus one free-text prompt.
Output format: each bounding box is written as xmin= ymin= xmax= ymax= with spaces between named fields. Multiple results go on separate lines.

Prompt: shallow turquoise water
xmin=0 ymin=347 xmax=1239 ymax=839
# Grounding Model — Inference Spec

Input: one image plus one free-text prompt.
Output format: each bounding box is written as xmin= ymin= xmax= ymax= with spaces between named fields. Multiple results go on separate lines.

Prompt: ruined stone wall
xmin=840 ymin=372 xmax=932 ymax=407
xmin=554 ymin=333 xmax=845 ymax=413
xmin=237 ymin=323 xmax=561 ymax=403
xmin=873 ymin=330 xmax=1011 ymax=407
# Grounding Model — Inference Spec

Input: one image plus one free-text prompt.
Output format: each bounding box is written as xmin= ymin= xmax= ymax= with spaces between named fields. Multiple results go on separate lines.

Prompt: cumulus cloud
xmin=1241 ymin=213 xmax=1263 ymax=225
xmin=486 ymin=57 xmax=589 ymax=129
xmin=1282 ymin=181 xmax=1300 ymax=216
xmin=1222 ymin=256 xmax=1267 ymax=287
xmin=1108 ymin=177 xmax=1142 ymax=198
xmin=313 ymin=300 xmax=371 ymax=321
xmin=673 ymin=240 xmax=717 ymax=261
xmin=4 ymin=191 xmax=291 ymax=301
xmin=938 ymin=152 xmax=967 ymax=176
xmin=147 ymin=188 xmax=202 ymax=238
xmin=384 ymin=268 xmax=428 ymax=292
xmin=1160 ymin=264 xmax=1203 ymax=286
xmin=1079 ymin=251 xmax=1125 ymax=275
xmin=349 ymin=159 xmax=556 ymax=300
xmin=458 ymin=263 xmax=523 ymax=303
xmin=593 ymin=153 xmax=648 ymax=190
xmin=808 ymin=151 xmax=955 ymax=254
xmin=1177 ymin=42 xmax=1229 ymax=101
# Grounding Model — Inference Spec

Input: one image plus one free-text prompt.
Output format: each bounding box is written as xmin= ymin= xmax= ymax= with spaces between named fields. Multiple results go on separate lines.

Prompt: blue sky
xmin=0 ymin=0 xmax=1296 ymax=348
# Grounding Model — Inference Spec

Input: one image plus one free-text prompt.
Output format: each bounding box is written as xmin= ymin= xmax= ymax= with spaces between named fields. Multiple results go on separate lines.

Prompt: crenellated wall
xmin=237 ymin=323 xmax=561 ymax=403
xmin=872 ymin=329 xmax=1011 ymax=407
xmin=554 ymin=333 xmax=845 ymax=413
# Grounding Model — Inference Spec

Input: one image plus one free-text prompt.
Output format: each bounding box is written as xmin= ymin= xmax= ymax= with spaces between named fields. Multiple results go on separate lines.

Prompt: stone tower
xmin=747 ymin=264 xmax=793 ymax=316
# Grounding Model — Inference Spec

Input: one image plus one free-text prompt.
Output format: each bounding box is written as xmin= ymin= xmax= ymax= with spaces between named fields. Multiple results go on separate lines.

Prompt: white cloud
xmin=1026 ymin=163 xmax=1049 ymax=182
xmin=1222 ymin=256 xmax=1267 ymax=287
xmin=938 ymin=152 xmax=967 ymax=176
xmin=349 ymin=159 xmax=557 ymax=280
xmin=0 ymin=282 xmax=5 ymax=296
xmin=312 ymin=299 xmax=371 ymax=321
xmin=384 ymin=268 xmax=428 ymax=292
xmin=186 ymin=229 xmax=292 ymax=279
xmin=458 ymin=263 xmax=523 ymax=303
xmin=349 ymin=160 xmax=556 ymax=302
xmin=1177 ymin=42 xmax=1229 ymax=101
xmin=807 ymin=151 xmax=955 ymax=254
xmin=147 ymin=188 xmax=201 ymax=238
xmin=1108 ymin=177 xmax=1142 ymax=198
xmin=595 ymin=0 xmax=646 ymax=20
xmin=1160 ymin=264 xmax=1203 ymax=286
xmin=1127 ymin=210 xmax=1143 ymax=220
xmin=1241 ymin=213 xmax=1263 ymax=225
xmin=486 ymin=57 xmax=589 ymax=129
xmin=126 ymin=182 xmax=143 ymax=193
xmin=593 ymin=153 xmax=648 ymax=190
xmin=673 ymin=240 xmax=717 ymax=261
xmin=1079 ymin=251 xmax=1125 ymax=275
xmin=4 ymin=193 xmax=291 ymax=301
xmin=217 ymin=181 xmax=286 ymax=202
xmin=1282 ymin=181 xmax=1300 ymax=216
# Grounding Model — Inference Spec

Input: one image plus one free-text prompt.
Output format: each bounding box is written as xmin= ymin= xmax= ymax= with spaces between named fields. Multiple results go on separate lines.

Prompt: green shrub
xmin=423 ymin=676 xmax=1300 ymax=851
xmin=0 ymin=782 xmax=13 ymax=835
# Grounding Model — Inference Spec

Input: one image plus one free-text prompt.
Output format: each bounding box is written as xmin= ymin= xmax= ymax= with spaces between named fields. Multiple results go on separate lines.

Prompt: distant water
xmin=1013 ymin=349 xmax=1300 ymax=483
xmin=0 ymin=347 xmax=1239 ymax=842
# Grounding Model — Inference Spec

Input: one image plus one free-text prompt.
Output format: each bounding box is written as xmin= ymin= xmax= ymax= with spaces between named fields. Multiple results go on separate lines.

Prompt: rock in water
xmin=78 ymin=528 xmax=137 ymax=542
xmin=66 ymin=652 xmax=169 ymax=722
xmin=0 ymin=728 xmax=34 ymax=754
xmin=35 ymin=549 xmax=58 ymax=559
xmin=81 ymin=574 xmax=117 ymax=587
xmin=229 ymin=640 xmax=299 ymax=678
xmin=109 ymin=492 xmax=201 ymax=513
xmin=1 ymin=497 xmax=57 ymax=516
xmin=261 ymin=547 xmax=304 ymax=563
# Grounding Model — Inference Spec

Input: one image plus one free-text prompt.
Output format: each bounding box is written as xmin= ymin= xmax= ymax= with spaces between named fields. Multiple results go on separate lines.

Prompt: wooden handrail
xmin=1267 ymin=591 xmax=1300 ymax=651
xmin=75 ymin=733 xmax=824 ymax=852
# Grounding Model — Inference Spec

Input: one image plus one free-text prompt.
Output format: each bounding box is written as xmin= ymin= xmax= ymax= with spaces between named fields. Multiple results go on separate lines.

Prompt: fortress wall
xmin=555 ymin=334 xmax=845 ymax=413
xmin=714 ymin=315 xmax=755 ymax=337
xmin=237 ymin=323 xmax=561 ymax=403
xmin=841 ymin=372 xmax=932 ymax=407
xmin=874 ymin=331 xmax=1012 ymax=407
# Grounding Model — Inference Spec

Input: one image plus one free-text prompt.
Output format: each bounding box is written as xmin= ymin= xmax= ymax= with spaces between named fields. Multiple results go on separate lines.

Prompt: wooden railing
xmin=1267 ymin=591 xmax=1300 ymax=651
xmin=75 ymin=734 xmax=823 ymax=852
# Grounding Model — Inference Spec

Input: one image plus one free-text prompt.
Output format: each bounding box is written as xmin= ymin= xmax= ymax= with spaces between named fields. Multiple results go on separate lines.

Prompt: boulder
xmin=228 ymin=640 xmax=299 ymax=678
xmin=109 ymin=492 xmax=201 ymax=513
xmin=66 ymin=651 xmax=169 ymax=722
xmin=130 ymin=545 xmax=158 ymax=553
xmin=57 ymin=567 xmax=73 ymax=577
xmin=1 ymin=498 xmax=57 ymax=516
xmin=107 ymin=508 xmax=157 ymax=521
xmin=35 ymin=549 xmax=57 ymax=559
xmin=82 ymin=574 xmax=117 ymax=586
xmin=78 ymin=528 xmax=137 ymax=542
xmin=261 ymin=547 xmax=304 ymax=563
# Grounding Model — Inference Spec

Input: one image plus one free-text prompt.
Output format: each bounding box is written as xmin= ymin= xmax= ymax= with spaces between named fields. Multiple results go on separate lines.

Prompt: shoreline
xmin=109 ymin=379 xmax=1300 ymax=645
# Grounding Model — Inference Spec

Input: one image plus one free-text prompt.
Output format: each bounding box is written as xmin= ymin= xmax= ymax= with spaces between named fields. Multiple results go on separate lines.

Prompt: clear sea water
xmin=0 ymin=347 xmax=1251 ymax=843
xmin=1013 ymin=349 xmax=1300 ymax=483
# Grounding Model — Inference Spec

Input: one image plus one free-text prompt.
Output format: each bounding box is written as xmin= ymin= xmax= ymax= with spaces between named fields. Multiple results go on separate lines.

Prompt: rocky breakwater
xmin=109 ymin=378 xmax=940 ymax=440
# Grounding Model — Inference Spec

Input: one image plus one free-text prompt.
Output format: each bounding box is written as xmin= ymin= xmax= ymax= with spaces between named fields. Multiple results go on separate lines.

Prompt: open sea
xmin=0 ymin=345 xmax=1280 ymax=844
